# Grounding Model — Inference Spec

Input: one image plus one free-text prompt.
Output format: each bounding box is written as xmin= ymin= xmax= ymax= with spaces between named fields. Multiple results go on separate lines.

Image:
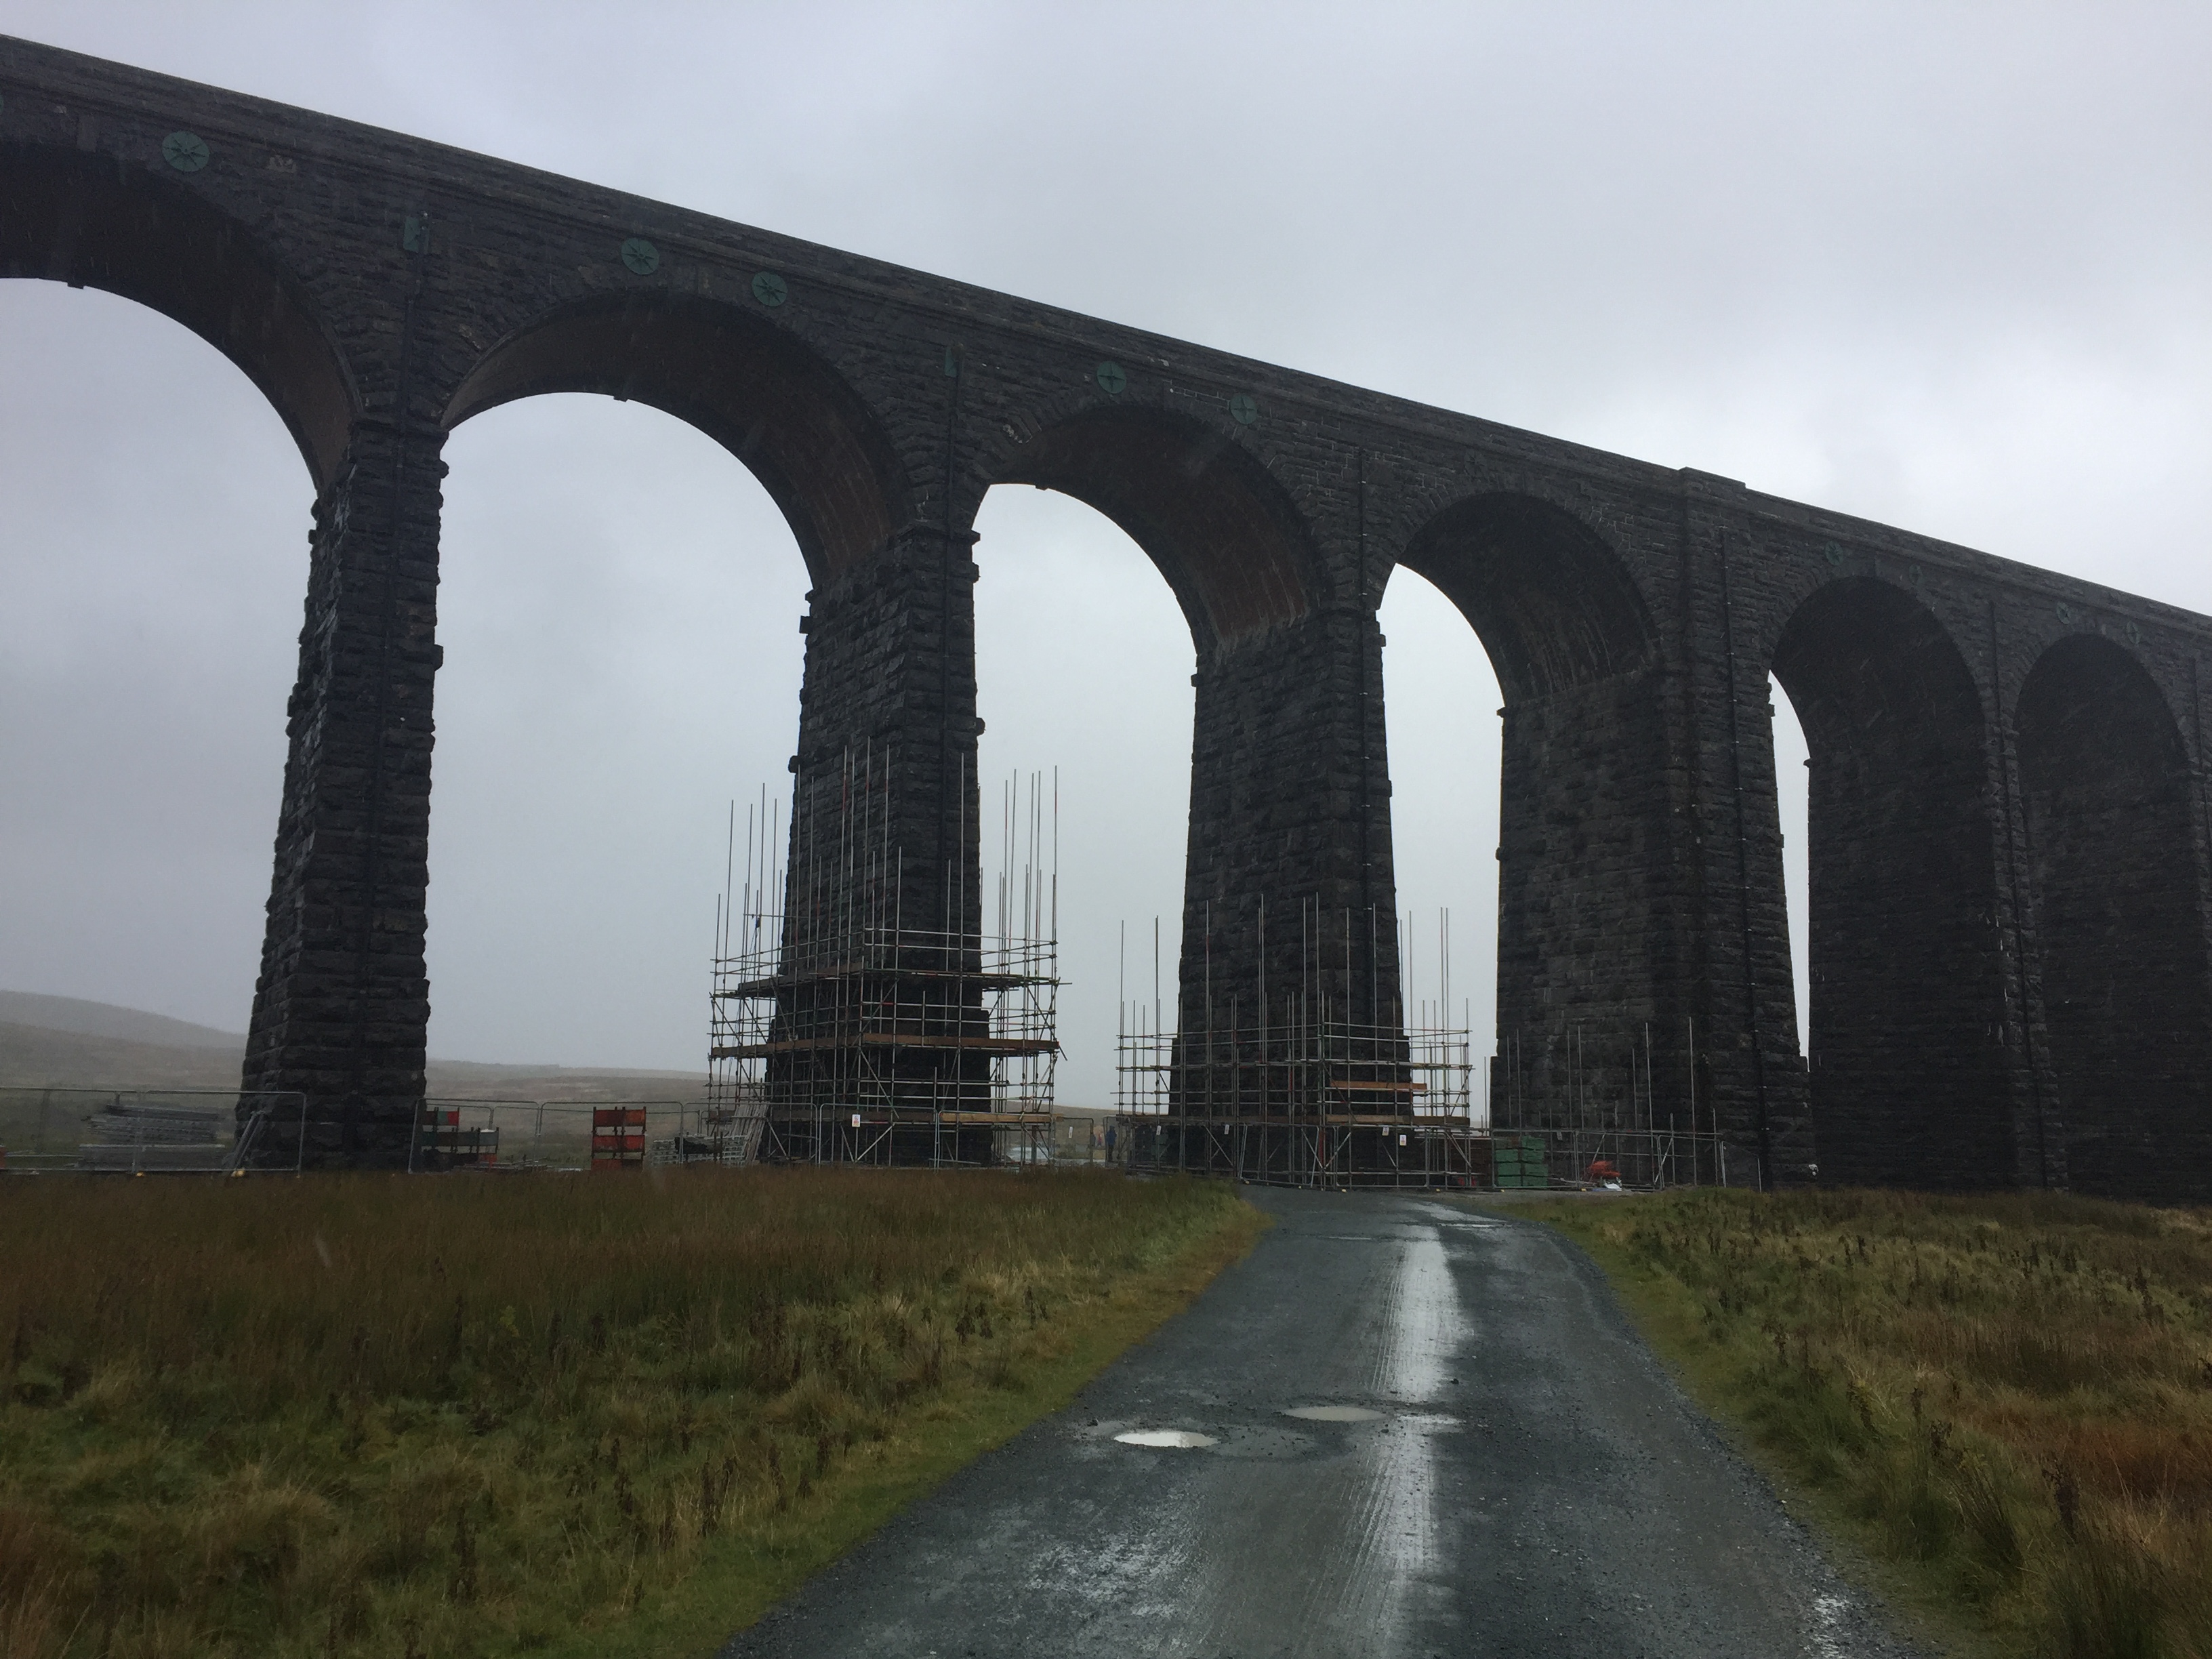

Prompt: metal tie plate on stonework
xmin=161 ymin=130 xmax=209 ymax=171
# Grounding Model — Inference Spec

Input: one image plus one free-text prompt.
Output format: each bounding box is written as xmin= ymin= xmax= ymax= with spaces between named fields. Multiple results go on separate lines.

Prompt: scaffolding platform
xmin=711 ymin=922 xmax=1059 ymax=1166
xmin=706 ymin=756 xmax=1061 ymax=1168
xmin=1116 ymin=1013 xmax=1478 ymax=1189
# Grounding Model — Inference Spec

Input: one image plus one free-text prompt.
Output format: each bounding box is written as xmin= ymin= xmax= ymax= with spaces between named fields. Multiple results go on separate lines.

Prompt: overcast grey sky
xmin=3 ymin=2 xmax=2207 ymax=1104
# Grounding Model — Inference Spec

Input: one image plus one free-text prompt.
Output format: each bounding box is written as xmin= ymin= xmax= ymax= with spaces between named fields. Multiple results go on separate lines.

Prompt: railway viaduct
xmin=7 ymin=36 xmax=2210 ymax=1197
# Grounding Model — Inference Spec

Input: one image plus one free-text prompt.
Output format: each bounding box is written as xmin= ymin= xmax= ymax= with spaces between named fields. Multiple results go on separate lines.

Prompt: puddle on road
xmin=1113 ymin=1429 xmax=1219 ymax=1449
xmin=1282 ymin=1404 xmax=1385 ymax=1422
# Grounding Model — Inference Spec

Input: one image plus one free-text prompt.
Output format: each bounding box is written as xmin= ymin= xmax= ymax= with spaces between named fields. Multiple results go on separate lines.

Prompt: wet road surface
xmin=720 ymin=1188 xmax=1920 ymax=1658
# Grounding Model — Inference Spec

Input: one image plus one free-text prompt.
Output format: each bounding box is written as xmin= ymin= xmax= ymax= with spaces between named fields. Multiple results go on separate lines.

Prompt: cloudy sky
xmin=3 ymin=1 xmax=2207 ymax=1104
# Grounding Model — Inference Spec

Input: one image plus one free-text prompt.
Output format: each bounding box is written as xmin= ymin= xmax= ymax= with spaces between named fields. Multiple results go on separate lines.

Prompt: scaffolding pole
xmin=706 ymin=754 xmax=1061 ymax=1168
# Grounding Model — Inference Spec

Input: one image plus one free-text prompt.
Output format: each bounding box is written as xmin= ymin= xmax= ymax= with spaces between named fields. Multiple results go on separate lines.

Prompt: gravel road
xmin=720 ymin=1187 xmax=1923 ymax=1658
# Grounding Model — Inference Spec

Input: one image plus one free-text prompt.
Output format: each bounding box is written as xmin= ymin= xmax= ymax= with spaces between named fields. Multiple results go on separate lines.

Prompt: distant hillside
xmin=0 ymin=991 xmax=241 ymax=1051
xmin=0 ymin=995 xmax=705 ymax=1101
xmin=0 ymin=1020 xmax=244 ymax=1090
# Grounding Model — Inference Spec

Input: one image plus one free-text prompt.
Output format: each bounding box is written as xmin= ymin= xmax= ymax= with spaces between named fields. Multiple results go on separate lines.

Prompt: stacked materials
xmin=77 ymin=1101 xmax=226 ymax=1172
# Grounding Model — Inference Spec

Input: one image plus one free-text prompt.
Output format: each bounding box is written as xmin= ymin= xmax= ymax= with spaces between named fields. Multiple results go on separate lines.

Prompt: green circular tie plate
xmin=162 ymin=131 xmax=210 ymax=172
xmin=619 ymin=237 xmax=659 ymax=275
xmin=2056 ymin=601 xmax=2075 ymax=624
xmin=752 ymin=271 xmax=788 ymax=307
xmin=1094 ymin=361 xmax=1127 ymax=394
xmin=1822 ymin=541 xmax=1845 ymax=569
xmin=1228 ymin=392 xmax=1258 ymax=425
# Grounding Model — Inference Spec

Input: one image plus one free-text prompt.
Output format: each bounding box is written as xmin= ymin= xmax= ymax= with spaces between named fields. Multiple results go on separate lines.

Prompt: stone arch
xmin=0 ymin=143 xmax=356 ymax=489
xmin=1393 ymin=490 xmax=1657 ymax=703
xmin=2017 ymin=633 xmax=2212 ymax=1202
xmin=443 ymin=293 xmax=913 ymax=586
xmin=1388 ymin=490 xmax=1669 ymax=1150
xmin=980 ymin=400 xmax=1331 ymax=1085
xmin=1771 ymin=576 xmax=2011 ymax=1188
xmin=986 ymin=403 xmax=1319 ymax=653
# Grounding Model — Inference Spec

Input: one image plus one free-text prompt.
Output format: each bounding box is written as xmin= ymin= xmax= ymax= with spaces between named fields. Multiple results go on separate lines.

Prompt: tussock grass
xmin=1532 ymin=1188 xmax=2212 ymax=1659
xmin=0 ymin=1168 xmax=1258 ymax=1657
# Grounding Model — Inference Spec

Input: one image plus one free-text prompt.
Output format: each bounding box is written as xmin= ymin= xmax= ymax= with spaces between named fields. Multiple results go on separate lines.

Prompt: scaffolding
xmin=1116 ymin=1012 xmax=1477 ymax=1187
xmin=1115 ymin=900 xmax=1477 ymax=1189
xmin=1111 ymin=890 xmax=1742 ymax=1191
xmin=1488 ymin=1020 xmax=1732 ymax=1189
xmin=708 ymin=752 xmax=1061 ymax=1168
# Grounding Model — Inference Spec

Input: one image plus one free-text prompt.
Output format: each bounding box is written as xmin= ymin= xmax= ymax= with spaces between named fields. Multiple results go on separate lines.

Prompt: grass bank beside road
xmin=0 ymin=1168 xmax=1261 ymax=1658
xmin=1525 ymin=1188 xmax=2212 ymax=1659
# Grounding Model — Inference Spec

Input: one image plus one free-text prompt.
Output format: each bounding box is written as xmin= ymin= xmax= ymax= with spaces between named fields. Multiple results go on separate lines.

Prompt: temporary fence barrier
xmin=1 ymin=1086 xmax=1094 ymax=1178
xmin=1483 ymin=1126 xmax=1731 ymax=1191
xmin=406 ymin=1099 xmax=764 ymax=1172
xmin=0 ymin=1086 xmax=308 ymax=1174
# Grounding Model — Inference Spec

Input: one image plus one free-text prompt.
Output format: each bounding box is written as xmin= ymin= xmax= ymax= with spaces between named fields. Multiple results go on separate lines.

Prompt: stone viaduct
xmin=6 ymin=36 xmax=2210 ymax=1197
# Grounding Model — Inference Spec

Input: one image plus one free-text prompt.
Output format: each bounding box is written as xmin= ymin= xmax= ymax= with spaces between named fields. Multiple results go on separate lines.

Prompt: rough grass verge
xmin=0 ymin=1166 xmax=1263 ymax=1658
xmin=1517 ymin=1187 xmax=2212 ymax=1659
